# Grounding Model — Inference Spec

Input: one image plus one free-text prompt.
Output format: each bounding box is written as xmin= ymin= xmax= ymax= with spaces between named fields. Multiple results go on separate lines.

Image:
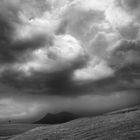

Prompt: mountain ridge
xmin=34 ymin=112 xmax=81 ymax=124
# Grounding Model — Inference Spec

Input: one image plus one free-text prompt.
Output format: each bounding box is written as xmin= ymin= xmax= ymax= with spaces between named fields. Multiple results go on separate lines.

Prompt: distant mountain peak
xmin=34 ymin=112 xmax=80 ymax=124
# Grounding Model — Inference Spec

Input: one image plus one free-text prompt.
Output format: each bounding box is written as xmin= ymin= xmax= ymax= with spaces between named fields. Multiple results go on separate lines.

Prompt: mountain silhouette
xmin=34 ymin=112 xmax=80 ymax=124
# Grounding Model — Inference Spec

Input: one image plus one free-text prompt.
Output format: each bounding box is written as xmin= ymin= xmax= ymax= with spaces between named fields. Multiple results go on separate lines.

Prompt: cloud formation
xmin=0 ymin=0 xmax=140 ymax=119
xmin=0 ymin=0 xmax=140 ymax=95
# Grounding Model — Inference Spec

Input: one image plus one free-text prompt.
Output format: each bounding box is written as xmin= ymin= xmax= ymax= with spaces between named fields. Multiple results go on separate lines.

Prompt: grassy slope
xmin=9 ymin=105 xmax=140 ymax=140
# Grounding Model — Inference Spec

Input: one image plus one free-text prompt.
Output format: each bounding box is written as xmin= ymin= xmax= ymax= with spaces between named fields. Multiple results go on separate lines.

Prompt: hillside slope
xmin=10 ymin=106 xmax=140 ymax=140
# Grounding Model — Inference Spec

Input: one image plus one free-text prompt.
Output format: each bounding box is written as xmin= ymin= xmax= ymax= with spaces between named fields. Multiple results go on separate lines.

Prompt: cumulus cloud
xmin=0 ymin=0 xmax=140 ymax=120
xmin=13 ymin=34 xmax=86 ymax=76
xmin=73 ymin=57 xmax=114 ymax=81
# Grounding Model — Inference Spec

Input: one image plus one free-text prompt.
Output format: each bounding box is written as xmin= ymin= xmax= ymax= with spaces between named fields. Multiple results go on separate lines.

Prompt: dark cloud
xmin=0 ymin=18 xmax=16 ymax=63
xmin=107 ymin=40 xmax=140 ymax=92
xmin=0 ymin=57 xmax=90 ymax=97
xmin=117 ymin=0 xmax=140 ymax=20
xmin=0 ymin=0 xmax=140 ymax=120
xmin=0 ymin=1 xmax=19 ymax=62
xmin=0 ymin=0 xmax=54 ymax=64
xmin=121 ymin=0 xmax=140 ymax=11
xmin=0 ymin=28 xmax=140 ymax=98
xmin=118 ymin=23 xmax=139 ymax=40
xmin=109 ymin=40 xmax=140 ymax=69
xmin=0 ymin=59 xmax=139 ymax=98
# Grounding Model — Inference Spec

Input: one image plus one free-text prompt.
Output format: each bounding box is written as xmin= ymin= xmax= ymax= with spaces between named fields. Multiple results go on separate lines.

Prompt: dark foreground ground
xmin=1 ymin=106 xmax=140 ymax=140
xmin=0 ymin=124 xmax=42 ymax=140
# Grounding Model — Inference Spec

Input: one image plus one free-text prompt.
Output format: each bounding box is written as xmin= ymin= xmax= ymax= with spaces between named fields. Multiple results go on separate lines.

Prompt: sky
xmin=0 ymin=0 xmax=140 ymax=122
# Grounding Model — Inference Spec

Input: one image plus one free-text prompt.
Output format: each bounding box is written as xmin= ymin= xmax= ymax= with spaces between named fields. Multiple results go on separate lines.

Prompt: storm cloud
xmin=0 ymin=0 xmax=140 ymax=120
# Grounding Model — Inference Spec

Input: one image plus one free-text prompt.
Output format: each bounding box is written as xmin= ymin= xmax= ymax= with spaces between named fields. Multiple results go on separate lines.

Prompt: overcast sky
xmin=0 ymin=0 xmax=140 ymax=122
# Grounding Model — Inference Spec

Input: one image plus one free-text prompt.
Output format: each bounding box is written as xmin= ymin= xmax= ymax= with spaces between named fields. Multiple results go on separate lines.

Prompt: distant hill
xmin=10 ymin=105 xmax=140 ymax=140
xmin=34 ymin=112 xmax=80 ymax=124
